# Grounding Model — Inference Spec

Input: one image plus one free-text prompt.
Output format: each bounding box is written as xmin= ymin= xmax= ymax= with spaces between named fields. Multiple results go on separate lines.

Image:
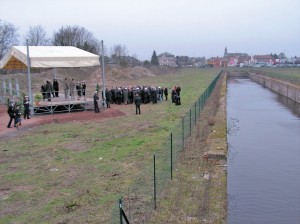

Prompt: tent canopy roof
xmin=0 ymin=46 xmax=100 ymax=69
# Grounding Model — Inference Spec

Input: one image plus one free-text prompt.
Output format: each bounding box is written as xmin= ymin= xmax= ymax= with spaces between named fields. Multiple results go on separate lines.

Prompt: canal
xmin=227 ymin=77 xmax=300 ymax=224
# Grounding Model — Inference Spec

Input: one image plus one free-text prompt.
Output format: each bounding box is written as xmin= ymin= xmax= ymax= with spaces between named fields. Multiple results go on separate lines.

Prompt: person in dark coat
xmin=144 ymin=87 xmax=150 ymax=104
xmin=164 ymin=86 xmax=168 ymax=101
xmin=175 ymin=93 xmax=181 ymax=105
xmin=110 ymin=87 xmax=116 ymax=104
xmin=105 ymin=88 xmax=112 ymax=108
xmin=53 ymin=79 xmax=59 ymax=97
xmin=176 ymin=85 xmax=181 ymax=96
xmin=76 ymin=82 xmax=82 ymax=100
xmin=81 ymin=81 xmax=86 ymax=99
xmin=116 ymin=88 xmax=122 ymax=104
xmin=23 ymin=96 xmax=30 ymax=119
xmin=93 ymin=91 xmax=100 ymax=113
xmin=171 ymin=86 xmax=176 ymax=103
xmin=151 ymin=87 xmax=157 ymax=104
xmin=15 ymin=105 xmax=22 ymax=130
xmin=41 ymin=84 xmax=46 ymax=101
xmin=7 ymin=102 xmax=16 ymax=128
xmin=134 ymin=94 xmax=142 ymax=115
xmin=45 ymin=80 xmax=53 ymax=101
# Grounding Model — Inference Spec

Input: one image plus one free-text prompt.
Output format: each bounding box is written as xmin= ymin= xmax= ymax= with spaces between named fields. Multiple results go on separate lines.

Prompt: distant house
xmin=277 ymin=52 xmax=287 ymax=64
xmin=253 ymin=54 xmax=275 ymax=65
xmin=158 ymin=52 xmax=177 ymax=66
xmin=207 ymin=57 xmax=227 ymax=68
xmin=294 ymin=57 xmax=300 ymax=64
xmin=193 ymin=57 xmax=207 ymax=68
xmin=176 ymin=56 xmax=192 ymax=67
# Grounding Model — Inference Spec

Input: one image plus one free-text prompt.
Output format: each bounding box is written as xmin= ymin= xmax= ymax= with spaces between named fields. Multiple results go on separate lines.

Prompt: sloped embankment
xmin=150 ymin=73 xmax=227 ymax=223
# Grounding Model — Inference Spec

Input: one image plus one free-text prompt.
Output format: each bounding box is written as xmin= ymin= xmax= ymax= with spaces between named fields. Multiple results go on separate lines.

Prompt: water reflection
xmin=227 ymin=78 xmax=300 ymax=224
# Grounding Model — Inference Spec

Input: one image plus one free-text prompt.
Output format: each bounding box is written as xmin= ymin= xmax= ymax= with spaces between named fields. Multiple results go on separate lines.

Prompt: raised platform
xmin=34 ymin=94 xmax=99 ymax=114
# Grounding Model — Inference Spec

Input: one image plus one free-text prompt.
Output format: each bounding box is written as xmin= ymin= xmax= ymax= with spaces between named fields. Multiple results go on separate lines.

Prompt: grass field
xmin=0 ymin=68 xmax=221 ymax=223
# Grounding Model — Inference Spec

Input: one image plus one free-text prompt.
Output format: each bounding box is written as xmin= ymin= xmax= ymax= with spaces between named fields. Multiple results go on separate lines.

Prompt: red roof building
xmin=253 ymin=55 xmax=276 ymax=65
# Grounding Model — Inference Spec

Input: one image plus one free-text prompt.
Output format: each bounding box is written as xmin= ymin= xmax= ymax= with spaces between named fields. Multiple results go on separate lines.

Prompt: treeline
xmin=0 ymin=19 xmax=146 ymax=67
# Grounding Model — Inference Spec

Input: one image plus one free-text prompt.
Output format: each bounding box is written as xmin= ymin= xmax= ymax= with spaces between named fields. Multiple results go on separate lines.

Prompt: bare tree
xmin=110 ymin=44 xmax=128 ymax=58
xmin=110 ymin=44 xmax=128 ymax=66
xmin=52 ymin=25 xmax=100 ymax=54
xmin=0 ymin=20 xmax=19 ymax=59
xmin=23 ymin=25 xmax=50 ymax=46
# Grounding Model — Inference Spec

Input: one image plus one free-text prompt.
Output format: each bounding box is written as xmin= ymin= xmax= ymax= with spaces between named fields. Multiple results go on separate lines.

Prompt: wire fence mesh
xmin=112 ymin=71 xmax=222 ymax=224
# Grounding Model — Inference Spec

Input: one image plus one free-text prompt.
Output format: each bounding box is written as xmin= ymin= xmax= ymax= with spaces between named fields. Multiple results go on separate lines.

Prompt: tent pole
xmin=26 ymin=40 xmax=34 ymax=115
xmin=101 ymin=40 xmax=106 ymax=108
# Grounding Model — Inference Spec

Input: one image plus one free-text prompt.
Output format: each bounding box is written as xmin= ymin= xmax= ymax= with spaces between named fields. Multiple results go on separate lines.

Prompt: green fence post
xmin=199 ymin=96 xmax=201 ymax=115
xmin=190 ymin=108 xmax=192 ymax=136
xmin=153 ymin=155 xmax=156 ymax=210
xmin=119 ymin=199 xmax=123 ymax=224
xmin=171 ymin=133 xmax=173 ymax=180
xmin=195 ymin=102 xmax=197 ymax=124
xmin=182 ymin=117 xmax=184 ymax=149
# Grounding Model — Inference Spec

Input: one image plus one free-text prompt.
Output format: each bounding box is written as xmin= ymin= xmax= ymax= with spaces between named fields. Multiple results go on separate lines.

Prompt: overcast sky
xmin=1 ymin=0 xmax=299 ymax=60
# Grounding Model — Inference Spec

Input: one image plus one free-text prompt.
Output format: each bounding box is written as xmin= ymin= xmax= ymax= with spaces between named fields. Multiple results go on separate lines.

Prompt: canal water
xmin=227 ymin=78 xmax=300 ymax=224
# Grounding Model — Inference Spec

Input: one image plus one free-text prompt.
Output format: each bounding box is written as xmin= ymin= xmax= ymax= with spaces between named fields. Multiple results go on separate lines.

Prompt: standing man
xmin=93 ymin=91 xmax=100 ymax=113
xmin=164 ymin=86 xmax=168 ymax=101
xmin=7 ymin=102 xmax=16 ymax=128
xmin=81 ymin=81 xmax=86 ymax=100
xmin=76 ymin=82 xmax=82 ymax=100
xmin=15 ymin=105 xmax=22 ymax=130
xmin=134 ymin=93 xmax=142 ymax=115
xmin=105 ymin=88 xmax=112 ymax=108
xmin=41 ymin=84 xmax=46 ymax=101
xmin=176 ymin=85 xmax=181 ymax=96
xmin=69 ymin=79 xmax=75 ymax=100
xmin=123 ymin=86 xmax=129 ymax=104
xmin=63 ymin=78 xmax=69 ymax=99
xmin=23 ymin=95 xmax=30 ymax=119
xmin=45 ymin=80 xmax=53 ymax=101
xmin=171 ymin=86 xmax=176 ymax=103
xmin=53 ymin=79 xmax=59 ymax=97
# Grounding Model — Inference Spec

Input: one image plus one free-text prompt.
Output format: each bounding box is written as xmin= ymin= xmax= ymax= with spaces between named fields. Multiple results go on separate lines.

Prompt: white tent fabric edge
xmin=0 ymin=46 xmax=100 ymax=69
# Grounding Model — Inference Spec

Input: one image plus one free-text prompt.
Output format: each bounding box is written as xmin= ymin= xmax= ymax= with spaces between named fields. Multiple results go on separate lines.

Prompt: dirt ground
xmin=0 ymin=104 xmax=127 ymax=139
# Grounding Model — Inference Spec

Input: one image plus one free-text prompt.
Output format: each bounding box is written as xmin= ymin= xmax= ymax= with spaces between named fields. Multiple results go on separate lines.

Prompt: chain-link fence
xmin=112 ymin=71 xmax=222 ymax=224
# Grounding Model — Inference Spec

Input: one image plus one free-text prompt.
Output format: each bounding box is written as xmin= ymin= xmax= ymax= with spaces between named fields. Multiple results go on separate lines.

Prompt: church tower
xmin=224 ymin=47 xmax=228 ymax=57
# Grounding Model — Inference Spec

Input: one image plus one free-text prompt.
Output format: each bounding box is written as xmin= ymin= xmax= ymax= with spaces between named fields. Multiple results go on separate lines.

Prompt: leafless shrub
xmin=208 ymin=116 xmax=216 ymax=126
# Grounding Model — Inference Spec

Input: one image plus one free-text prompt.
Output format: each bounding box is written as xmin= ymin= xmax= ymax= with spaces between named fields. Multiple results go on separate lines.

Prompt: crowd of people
xmin=96 ymin=85 xmax=181 ymax=114
xmin=102 ymin=85 xmax=181 ymax=105
xmin=39 ymin=78 xmax=182 ymax=108
xmin=40 ymin=78 xmax=87 ymax=101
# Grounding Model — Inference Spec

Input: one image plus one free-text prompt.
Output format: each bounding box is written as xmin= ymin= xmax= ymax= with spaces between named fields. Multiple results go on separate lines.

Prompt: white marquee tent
xmin=0 ymin=46 xmax=100 ymax=69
